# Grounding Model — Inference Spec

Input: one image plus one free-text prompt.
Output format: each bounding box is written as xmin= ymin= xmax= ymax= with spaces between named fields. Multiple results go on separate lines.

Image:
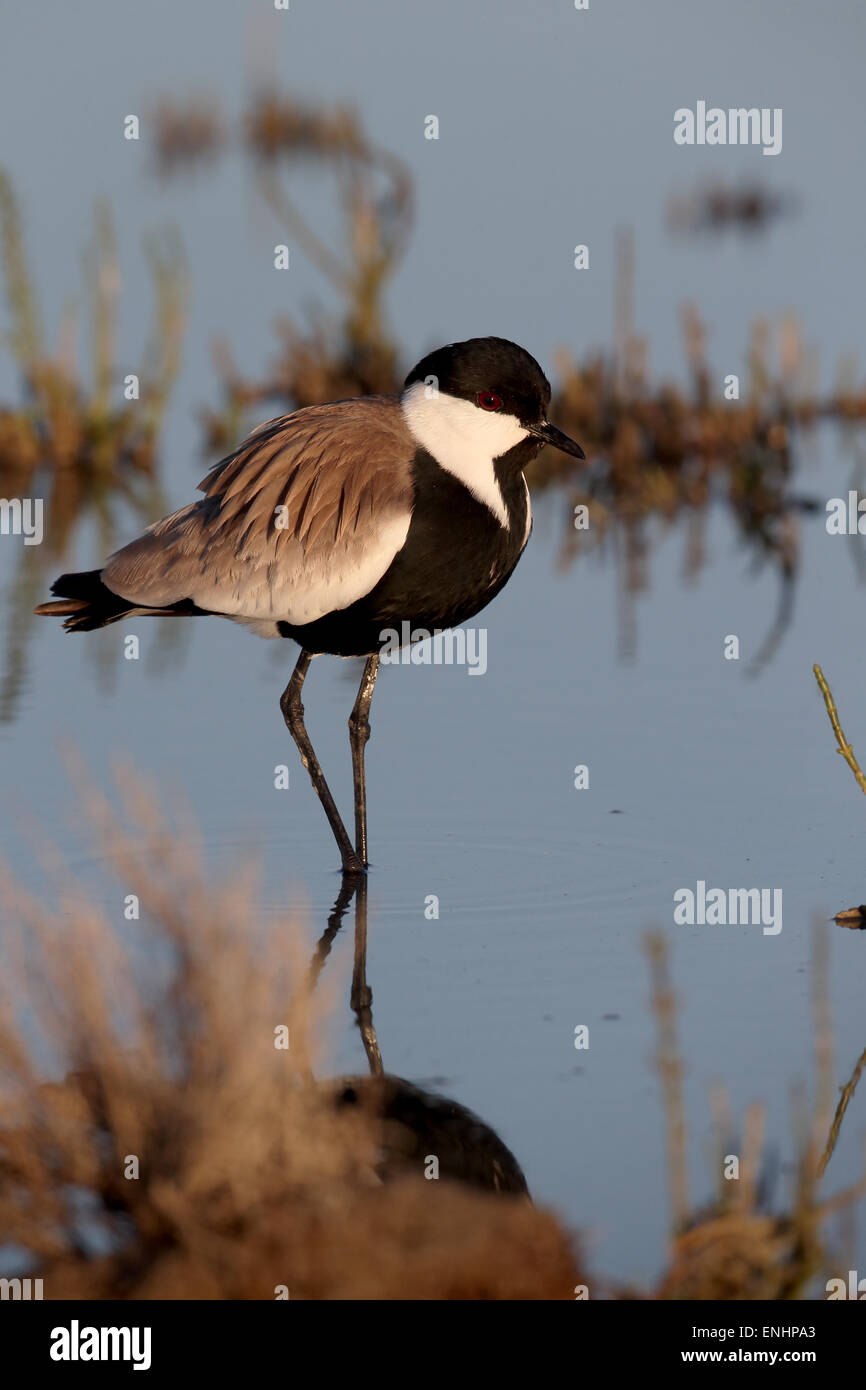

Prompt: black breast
xmin=281 ymin=443 xmax=534 ymax=657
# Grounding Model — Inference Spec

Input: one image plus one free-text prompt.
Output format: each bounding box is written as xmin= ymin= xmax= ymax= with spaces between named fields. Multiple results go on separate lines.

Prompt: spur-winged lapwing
xmin=36 ymin=336 xmax=585 ymax=875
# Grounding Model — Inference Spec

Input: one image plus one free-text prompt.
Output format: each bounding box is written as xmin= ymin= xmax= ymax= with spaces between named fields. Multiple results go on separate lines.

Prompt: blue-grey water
xmin=2 ymin=0 xmax=866 ymax=1292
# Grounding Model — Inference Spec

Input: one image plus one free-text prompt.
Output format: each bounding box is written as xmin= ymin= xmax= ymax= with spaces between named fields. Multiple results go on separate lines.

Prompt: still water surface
xmin=2 ymin=0 xmax=866 ymax=1292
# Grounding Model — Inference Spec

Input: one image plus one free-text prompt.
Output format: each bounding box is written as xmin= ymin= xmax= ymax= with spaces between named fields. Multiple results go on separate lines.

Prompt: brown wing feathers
xmin=199 ymin=398 xmax=411 ymax=554
xmin=41 ymin=396 xmax=416 ymax=628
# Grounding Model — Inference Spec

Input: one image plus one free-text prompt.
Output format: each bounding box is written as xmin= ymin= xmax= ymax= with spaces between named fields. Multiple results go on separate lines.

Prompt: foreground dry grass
xmin=0 ymin=780 xmax=579 ymax=1300
xmin=0 ymin=776 xmax=863 ymax=1300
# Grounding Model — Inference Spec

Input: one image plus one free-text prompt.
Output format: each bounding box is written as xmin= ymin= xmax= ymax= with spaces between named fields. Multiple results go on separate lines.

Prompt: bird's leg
xmin=280 ymin=649 xmax=364 ymax=876
xmin=348 ymin=654 xmax=379 ymax=867
xmin=307 ymin=874 xmax=359 ymax=989
xmin=350 ymin=874 xmax=383 ymax=1076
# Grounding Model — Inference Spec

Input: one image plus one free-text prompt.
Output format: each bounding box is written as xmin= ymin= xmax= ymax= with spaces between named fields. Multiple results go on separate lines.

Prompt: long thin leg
xmin=280 ymin=649 xmax=364 ymax=875
xmin=348 ymin=654 xmax=379 ymax=867
xmin=350 ymin=875 xmax=383 ymax=1076
xmin=307 ymin=874 xmax=358 ymax=988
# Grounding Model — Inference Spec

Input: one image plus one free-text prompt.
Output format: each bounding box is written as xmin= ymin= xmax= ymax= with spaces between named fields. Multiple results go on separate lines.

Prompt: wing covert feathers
xmin=102 ymin=397 xmax=415 ymax=625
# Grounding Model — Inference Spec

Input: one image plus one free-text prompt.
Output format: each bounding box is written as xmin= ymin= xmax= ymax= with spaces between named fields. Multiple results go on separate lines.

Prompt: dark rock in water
xmin=332 ymin=1074 xmax=529 ymax=1197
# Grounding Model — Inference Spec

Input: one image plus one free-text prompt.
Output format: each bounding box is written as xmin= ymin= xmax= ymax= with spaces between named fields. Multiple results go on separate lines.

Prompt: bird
xmin=35 ymin=336 xmax=585 ymax=875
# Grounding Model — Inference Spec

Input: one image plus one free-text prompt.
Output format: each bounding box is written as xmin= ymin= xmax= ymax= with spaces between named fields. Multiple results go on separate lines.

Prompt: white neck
xmin=400 ymin=380 xmax=529 ymax=530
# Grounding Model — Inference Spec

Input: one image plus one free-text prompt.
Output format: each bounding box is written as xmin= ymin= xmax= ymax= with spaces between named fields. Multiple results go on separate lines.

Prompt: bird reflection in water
xmin=309 ymin=873 xmax=530 ymax=1199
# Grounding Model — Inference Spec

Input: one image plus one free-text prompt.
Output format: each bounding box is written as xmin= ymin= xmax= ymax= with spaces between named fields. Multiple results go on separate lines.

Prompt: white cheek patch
xmin=401 ymin=381 xmax=529 ymax=530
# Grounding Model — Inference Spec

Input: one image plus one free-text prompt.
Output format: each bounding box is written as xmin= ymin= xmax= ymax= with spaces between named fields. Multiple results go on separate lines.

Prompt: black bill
xmin=527 ymin=420 xmax=586 ymax=459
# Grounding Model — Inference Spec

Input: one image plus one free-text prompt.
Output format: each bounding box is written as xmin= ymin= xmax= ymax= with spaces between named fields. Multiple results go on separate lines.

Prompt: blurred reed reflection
xmin=7 ymin=90 xmax=866 ymax=727
xmin=0 ymin=172 xmax=188 ymax=720
xmin=153 ymin=96 xmax=866 ymax=671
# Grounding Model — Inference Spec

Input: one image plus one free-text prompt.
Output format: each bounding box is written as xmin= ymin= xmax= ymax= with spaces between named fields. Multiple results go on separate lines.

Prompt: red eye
xmin=476 ymin=391 xmax=502 ymax=411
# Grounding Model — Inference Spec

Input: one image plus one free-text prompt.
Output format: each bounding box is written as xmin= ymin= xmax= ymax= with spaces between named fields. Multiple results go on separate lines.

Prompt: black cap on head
xmin=404 ymin=336 xmax=552 ymax=426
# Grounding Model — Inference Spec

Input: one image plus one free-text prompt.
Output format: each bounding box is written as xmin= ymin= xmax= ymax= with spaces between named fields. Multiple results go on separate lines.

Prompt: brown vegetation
xmin=0 ymin=776 xmax=863 ymax=1300
xmin=0 ymin=776 xmax=581 ymax=1300
xmin=0 ymin=171 xmax=186 ymax=478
